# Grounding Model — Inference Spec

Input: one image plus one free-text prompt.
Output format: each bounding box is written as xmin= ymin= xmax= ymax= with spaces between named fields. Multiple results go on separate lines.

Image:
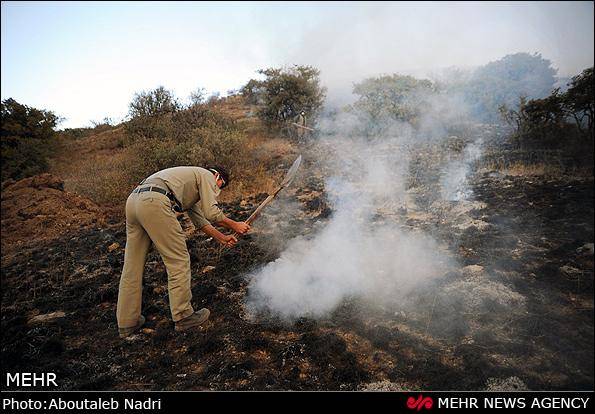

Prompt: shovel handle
xmin=221 ymin=191 xmax=279 ymax=249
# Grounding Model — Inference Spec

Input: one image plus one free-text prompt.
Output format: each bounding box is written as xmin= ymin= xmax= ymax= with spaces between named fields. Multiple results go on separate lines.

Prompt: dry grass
xmin=501 ymin=162 xmax=563 ymax=177
xmin=49 ymin=98 xmax=298 ymax=212
xmin=481 ymin=160 xmax=593 ymax=178
xmin=220 ymin=130 xmax=298 ymax=203
xmin=50 ymin=127 xmax=132 ymax=206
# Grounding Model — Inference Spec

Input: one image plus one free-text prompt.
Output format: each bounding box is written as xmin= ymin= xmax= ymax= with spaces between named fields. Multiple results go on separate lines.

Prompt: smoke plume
xmin=245 ymin=110 xmax=460 ymax=320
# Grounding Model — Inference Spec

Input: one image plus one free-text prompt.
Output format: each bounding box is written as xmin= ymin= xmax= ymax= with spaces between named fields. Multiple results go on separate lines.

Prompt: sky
xmin=2 ymin=1 xmax=594 ymax=128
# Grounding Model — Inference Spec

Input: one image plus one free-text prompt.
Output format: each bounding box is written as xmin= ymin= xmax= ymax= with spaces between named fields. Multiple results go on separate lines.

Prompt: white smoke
xmin=245 ymin=112 xmax=455 ymax=320
xmin=440 ymin=138 xmax=484 ymax=201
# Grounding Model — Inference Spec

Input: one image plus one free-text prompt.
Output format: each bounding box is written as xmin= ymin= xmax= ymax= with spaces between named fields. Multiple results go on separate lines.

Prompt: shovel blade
xmin=280 ymin=154 xmax=302 ymax=188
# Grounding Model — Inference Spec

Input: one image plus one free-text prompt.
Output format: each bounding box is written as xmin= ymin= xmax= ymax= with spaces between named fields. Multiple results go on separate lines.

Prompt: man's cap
xmin=207 ymin=165 xmax=230 ymax=189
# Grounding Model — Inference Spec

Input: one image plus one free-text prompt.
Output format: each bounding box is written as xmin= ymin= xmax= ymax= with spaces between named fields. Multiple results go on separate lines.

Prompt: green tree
xmin=562 ymin=67 xmax=594 ymax=137
xmin=1 ymin=98 xmax=59 ymax=181
xmin=499 ymin=66 xmax=594 ymax=148
xmin=351 ymin=74 xmax=435 ymax=125
xmin=243 ymin=65 xmax=326 ymax=127
xmin=128 ymin=86 xmax=181 ymax=119
xmin=240 ymin=79 xmax=262 ymax=105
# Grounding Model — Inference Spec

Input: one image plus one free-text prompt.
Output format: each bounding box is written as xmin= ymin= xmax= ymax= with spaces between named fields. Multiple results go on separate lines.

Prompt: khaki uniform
xmin=116 ymin=167 xmax=226 ymax=328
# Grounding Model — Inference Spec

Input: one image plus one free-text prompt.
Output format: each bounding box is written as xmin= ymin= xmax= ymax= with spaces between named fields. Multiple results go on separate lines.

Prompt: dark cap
xmin=207 ymin=165 xmax=230 ymax=189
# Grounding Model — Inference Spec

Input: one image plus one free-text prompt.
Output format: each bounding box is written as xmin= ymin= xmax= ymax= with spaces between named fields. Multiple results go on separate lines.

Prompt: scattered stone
xmin=560 ymin=265 xmax=582 ymax=278
xmin=484 ymin=376 xmax=529 ymax=391
xmin=124 ymin=335 xmax=140 ymax=342
xmin=142 ymin=328 xmax=155 ymax=334
xmin=462 ymin=264 xmax=484 ymax=277
xmin=202 ymin=266 xmax=216 ymax=274
xmin=360 ymin=380 xmax=408 ymax=391
xmin=576 ymin=243 xmax=594 ymax=256
xmin=107 ymin=242 xmax=120 ymax=252
xmin=28 ymin=311 xmax=66 ymax=325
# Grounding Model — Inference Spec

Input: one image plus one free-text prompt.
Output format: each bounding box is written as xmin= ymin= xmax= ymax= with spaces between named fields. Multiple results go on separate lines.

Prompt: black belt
xmin=133 ymin=186 xmax=183 ymax=212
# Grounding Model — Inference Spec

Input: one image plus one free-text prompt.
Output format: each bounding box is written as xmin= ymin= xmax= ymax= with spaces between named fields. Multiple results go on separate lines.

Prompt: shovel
xmin=228 ymin=154 xmax=302 ymax=243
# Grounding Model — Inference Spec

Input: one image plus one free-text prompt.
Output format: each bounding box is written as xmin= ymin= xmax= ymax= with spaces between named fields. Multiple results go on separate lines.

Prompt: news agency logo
xmin=407 ymin=395 xmax=434 ymax=411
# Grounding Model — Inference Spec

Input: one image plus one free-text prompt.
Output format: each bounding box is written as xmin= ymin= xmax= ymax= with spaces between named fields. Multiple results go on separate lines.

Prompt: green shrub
xmin=123 ymin=104 xmax=243 ymax=185
xmin=128 ymin=86 xmax=181 ymax=119
xmin=1 ymin=98 xmax=59 ymax=181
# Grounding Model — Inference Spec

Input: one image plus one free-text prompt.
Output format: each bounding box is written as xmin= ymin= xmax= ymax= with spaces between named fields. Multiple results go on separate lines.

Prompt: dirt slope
xmin=1 ymin=173 xmax=107 ymax=257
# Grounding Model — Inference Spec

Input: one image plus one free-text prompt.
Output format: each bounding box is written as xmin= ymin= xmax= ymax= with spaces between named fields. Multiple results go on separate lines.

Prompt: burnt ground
xmin=1 ymin=169 xmax=593 ymax=391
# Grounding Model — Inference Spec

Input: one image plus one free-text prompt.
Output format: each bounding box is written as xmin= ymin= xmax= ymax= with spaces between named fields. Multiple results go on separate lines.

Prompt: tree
xmin=189 ymin=87 xmax=206 ymax=107
xmin=499 ymin=96 xmax=529 ymax=134
xmin=562 ymin=67 xmax=594 ymax=137
xmin=128 ymin=86 xmax=181 ymax=119
xmin=351 ymin=74 xmax=435 ymax=125
xmin=498 ymin=66 xmax=594 ymax=148
xmin=243 ymin=65 xmax=326 ymax=127
xmin=464 ymin=53 xmax=557 ymax=122
xmin=240 ymin=79 xmax=262 ymax=105
xmin=1 ymin=98 xmax=59 ymax=181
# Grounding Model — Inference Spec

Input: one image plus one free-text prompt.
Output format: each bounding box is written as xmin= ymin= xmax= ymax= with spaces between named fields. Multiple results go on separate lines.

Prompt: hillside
xmin=1 ymin=96 xmax=593 ymax=391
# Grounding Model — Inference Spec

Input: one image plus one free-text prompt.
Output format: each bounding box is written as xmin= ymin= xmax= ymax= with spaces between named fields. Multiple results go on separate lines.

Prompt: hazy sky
xmin=2 ymin=1 xmax=593 ymax=128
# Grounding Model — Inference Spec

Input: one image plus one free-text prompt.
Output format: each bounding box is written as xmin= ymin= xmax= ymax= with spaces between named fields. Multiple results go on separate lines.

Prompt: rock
xmin=462 ymin=264 xmax=484 ymax=276
xmin=577 ymin=243 xmax=594 ymax=256
xmin=142 ymin=328 xmax=155 ymax=334
xmin=560 ymin=265 xmax=582 ymax=278
xmin=202 ymin=266 xmax=216 ymax=274
xmin=124 ymin=335 xmax=140 ymax=342
xmin=107 ymin=242 xmax=120 ymax=252
xmin=28 ymin=311 xmax=66 ymax=325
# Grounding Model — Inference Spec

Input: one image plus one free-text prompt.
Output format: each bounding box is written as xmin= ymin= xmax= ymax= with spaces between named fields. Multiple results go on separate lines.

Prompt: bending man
xmin=116 ymin=165 xmax=250 ymax=338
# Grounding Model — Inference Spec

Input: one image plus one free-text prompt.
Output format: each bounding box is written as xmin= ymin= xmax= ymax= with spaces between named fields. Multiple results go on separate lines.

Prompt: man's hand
xmin=201 ymin=223 xmax=239 ymax=247
xmin=219 ymin=234 xmax=238 ymax=247
xmin=231 ymin=221 xmax=251 ymax=234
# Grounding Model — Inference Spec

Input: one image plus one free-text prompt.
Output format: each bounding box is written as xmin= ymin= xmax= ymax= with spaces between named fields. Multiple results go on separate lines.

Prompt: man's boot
xmin=175 ymin=308 xmax=210 ymax=332
xmin=119 ymin=315 xmax=145 ymax=338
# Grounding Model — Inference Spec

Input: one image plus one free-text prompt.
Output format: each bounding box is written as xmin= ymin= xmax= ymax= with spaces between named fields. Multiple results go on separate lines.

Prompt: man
xmin=116 ymin=165 xmax=250 ymax=338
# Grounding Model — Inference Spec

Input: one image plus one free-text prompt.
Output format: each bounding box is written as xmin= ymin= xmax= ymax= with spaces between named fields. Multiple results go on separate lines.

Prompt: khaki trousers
xmin=116 ymin=189 xmax=194 ymax=328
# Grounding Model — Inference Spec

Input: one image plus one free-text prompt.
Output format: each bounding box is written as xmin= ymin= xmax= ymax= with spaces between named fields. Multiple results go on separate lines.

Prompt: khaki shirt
xmin=143 ymin=166 xmax=226 ymax=229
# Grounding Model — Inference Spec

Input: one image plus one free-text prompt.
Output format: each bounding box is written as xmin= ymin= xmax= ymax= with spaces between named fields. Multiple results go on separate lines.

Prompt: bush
xmin=498 ymin=66 xmax=594 ymax=170
xmin=123 ymin=104 xmax=243 ymax=186
xmin=59 ymin=120 xmax=117 ymax=141
xmin=500 ymin=66 xmax=594 ymax=146
xmin=128 ymin=86 xmax=181 ymax=119
xmin=562 ymin=67 xmax=594 ymax=138
xmin=350 ymin=74 xmax=436 ymax=126
xmin=1 ymin=98 xmax=59 ymax=181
